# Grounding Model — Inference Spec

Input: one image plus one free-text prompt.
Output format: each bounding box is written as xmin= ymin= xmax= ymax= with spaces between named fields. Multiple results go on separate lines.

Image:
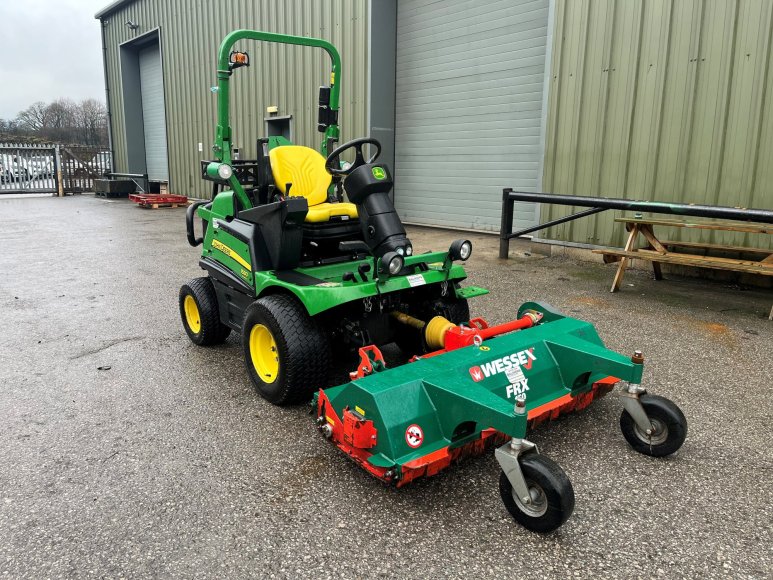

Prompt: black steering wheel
xmin=325 ymin=137 xmax=381 ymax=176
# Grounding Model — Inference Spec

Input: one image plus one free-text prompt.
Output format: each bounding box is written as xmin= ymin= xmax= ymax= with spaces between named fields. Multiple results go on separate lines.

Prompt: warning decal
xmin=405 ymin=424 xmax=424 ymax=448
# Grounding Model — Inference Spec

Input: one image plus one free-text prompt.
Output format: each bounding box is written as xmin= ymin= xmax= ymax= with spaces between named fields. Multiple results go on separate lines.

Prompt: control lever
xmin=357 ymin=263 xmax=371 ymax=282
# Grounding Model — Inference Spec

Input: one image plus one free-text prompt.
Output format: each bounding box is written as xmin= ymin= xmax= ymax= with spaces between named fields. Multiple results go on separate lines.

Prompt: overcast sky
xmin=0 ymin=0 xmax=107 ymax=119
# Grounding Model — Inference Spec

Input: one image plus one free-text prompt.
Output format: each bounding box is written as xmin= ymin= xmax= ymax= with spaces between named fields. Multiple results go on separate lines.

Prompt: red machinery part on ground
xmin=129 ymin=193 xmax=189 ymax=208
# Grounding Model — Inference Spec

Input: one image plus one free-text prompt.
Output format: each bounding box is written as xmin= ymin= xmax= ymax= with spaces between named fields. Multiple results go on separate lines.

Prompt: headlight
xmin=405 ymin=244 xmax=413 ymax=256
xmin=217 ymin=164 xmax=233 ymax=180
xmin=449 ymin=239 xmax=473 ymax=261
xmin=205 ymin=162 xmax=233 ymax=183
xmin=381 ymin=251 xmax=404 ymax=275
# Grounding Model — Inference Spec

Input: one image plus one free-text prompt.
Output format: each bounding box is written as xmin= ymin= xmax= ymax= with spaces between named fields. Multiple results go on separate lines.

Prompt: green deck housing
xmin=320 ymin=303 xmax=643 ymax=472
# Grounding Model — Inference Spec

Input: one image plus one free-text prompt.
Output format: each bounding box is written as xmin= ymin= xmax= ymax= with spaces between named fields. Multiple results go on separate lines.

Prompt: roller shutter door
xmin=394 ymin=0 xmax=549 ymax=231
xmin=138 ymin=44 xmax=169 ymax=182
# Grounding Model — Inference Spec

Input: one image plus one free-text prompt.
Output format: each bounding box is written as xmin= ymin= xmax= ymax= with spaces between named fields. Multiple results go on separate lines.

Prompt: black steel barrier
xmin=499 ymin=189 xmax=773 ymax=258
xmin=107 ymin=172 xmax=149 ymax=193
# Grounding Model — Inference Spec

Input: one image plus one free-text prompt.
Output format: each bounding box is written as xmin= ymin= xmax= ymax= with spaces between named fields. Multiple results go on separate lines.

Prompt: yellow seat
xmin=268 ymin=145 xmax=358 ymax=223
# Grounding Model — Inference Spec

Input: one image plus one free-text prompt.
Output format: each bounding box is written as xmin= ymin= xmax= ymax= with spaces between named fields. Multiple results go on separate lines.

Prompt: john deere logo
xmin=372 ymin=167 xmax=386 ymax=180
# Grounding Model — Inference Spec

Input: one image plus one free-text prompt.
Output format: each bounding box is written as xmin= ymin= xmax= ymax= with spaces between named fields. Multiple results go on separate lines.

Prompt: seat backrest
xmin=268 ymin=145 xmax=331 ymax=207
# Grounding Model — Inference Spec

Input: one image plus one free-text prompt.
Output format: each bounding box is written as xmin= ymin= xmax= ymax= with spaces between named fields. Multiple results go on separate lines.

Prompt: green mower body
xmin=182 ymin=28 xmax=486 ymax=396
xmin=179 ymin=29 xmax=687 ymax=534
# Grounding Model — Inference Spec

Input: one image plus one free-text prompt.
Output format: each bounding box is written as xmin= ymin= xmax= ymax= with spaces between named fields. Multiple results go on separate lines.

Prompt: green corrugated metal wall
xmin=101 ymin=0 xmax=368 ymax=199
xmin=542 ymin=0 xmax=773 ymax=250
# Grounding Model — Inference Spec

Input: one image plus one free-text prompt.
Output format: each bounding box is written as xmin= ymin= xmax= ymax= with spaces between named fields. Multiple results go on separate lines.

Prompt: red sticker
xmin=405 ymin=424 xmax=424 ymax=448
xmin=469 ymin=366 xmax=484 ymax=382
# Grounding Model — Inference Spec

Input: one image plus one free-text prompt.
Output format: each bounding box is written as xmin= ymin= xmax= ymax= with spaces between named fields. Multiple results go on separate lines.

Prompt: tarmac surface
xmin=1 ymin=194 xmax=771 ymax=579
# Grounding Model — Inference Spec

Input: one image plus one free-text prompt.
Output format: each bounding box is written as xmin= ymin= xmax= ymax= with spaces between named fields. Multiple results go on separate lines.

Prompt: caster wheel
xmin=179 ymin=277 xmax=231 ymax=346
xmin=620 ymin=394 xmax=687 ymax=457
xmin=499 ymin=454 xmax=575 ymax=533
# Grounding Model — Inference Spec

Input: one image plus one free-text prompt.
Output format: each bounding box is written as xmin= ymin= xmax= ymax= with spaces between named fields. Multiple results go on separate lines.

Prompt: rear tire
xmin=499 ymin=454 xmax=575 ymax=533
xmin=242 ymin=294 xmax=331 ymax=406
xmin=179 ymin=277 xmax=231 ymax=346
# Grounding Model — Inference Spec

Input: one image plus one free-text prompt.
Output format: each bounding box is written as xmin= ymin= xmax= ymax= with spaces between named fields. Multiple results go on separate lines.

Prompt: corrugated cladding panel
xmin=542 ymin=0 xmax=773 ymax=250
xmin=101 ymin=0 xmax=368 ymax=198
xmin=394 ymin=0 xmax=550 ymax=232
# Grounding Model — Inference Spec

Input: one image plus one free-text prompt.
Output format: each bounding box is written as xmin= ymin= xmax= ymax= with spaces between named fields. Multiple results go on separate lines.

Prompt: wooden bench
xmin=593 ymin=217 xmax=773 ymax=319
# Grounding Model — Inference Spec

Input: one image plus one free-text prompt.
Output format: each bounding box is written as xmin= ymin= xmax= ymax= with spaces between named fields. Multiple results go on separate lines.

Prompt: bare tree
xmin=75 ymin=99 xmax=107 ymax=146
xmin=42 ymin=99 xmax=77 ymax=142
xmin=10 ymin=98 xmax=108 ymax=147
xmin=16 ymin=101 xmax=49 ymax=132
xmin=0 ymin=118 xmax=20 ymax=135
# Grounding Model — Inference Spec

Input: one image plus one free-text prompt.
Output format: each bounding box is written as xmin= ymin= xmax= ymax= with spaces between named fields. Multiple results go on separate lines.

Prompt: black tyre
xmin=179 ymin=277 xmax=231 ymax=346
xmin=620 ymin=394 xmax=687 ymax=457
xmin=499 ymin=454 xmax=575 ymax=533
xmin=394 ymin=295 xmax=470 ymax=356
xmin=242 ymin=294 xmax=331 ymax=406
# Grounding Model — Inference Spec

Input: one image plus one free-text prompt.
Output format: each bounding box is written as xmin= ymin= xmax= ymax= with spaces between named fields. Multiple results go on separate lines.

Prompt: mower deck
xmin=315 ymin=303 xmax=641 ymax=487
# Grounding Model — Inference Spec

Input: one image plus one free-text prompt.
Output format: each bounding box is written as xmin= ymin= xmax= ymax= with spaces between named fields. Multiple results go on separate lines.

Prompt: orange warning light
xmin=229 ymin=51 xmax=250 ymax=68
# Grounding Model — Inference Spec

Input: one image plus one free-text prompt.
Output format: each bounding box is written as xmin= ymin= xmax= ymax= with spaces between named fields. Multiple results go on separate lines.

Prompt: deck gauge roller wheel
xmin=242 ymin=294 xmax=331 ymax=406
xmin=498 ymin=454 xmax=575 ymax=533
xmin=620 ymin=394 xmax=687 ymax=457
xmin=179 ymin=277 xmax=231 ymax=346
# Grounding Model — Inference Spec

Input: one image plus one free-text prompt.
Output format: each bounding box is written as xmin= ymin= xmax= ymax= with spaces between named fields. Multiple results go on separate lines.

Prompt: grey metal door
xmin=394 ymin=0 xmax=549 ymax=232
xmin=138 ymin=43 xmax=169 ymax=182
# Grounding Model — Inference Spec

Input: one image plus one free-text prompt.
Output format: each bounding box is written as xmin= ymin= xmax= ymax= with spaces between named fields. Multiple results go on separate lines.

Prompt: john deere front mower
xmin=180 ymin=30 xmax=687 ymax=532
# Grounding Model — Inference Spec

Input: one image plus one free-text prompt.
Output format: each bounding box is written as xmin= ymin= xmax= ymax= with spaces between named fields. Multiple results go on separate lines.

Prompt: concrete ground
xmin=1 ymin=194 xmax=771 ymax=579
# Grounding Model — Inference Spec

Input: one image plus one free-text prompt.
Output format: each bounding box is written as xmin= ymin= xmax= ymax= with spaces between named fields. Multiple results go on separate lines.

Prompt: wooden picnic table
xmin=593 ymin=217 xmax=773 ymax=319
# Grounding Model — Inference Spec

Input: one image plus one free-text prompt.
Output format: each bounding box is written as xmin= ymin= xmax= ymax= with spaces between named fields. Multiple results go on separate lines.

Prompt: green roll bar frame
xmin=210 ymin=30 xmax=342 ymax=209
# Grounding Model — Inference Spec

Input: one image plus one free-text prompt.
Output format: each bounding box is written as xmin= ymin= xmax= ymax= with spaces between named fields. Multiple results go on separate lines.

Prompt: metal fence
xmin=0 ymin=143 xmax=111 ymax=194
xmin=0 ymin=143 xmax=58 ymax=193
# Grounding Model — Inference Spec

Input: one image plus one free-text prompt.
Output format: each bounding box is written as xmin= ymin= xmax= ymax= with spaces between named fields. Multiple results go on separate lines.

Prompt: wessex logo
xmin=468 ymin=348 xmax=536 ymax=383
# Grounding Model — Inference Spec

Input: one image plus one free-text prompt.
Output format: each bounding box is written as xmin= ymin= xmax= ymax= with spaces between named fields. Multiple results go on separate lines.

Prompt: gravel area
xmin=1 ymin=195 xmax=771 ymax=578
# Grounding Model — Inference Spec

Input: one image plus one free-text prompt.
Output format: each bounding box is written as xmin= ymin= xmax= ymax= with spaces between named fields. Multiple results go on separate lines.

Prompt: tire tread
xmin=179 ymin=277 xmax=231 ymax=346
xmin=243 ymin=294 xmax=330 ymax=405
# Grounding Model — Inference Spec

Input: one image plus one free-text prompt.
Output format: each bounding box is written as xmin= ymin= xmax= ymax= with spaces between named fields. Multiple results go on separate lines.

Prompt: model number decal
xmin=212 ymin=239 xmax=251 ymax=271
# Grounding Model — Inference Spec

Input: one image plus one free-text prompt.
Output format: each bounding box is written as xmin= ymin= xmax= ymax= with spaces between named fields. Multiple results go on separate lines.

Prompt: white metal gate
xmin=393 ymin=0 xmax=550 ymax=232
xmin=0 ymin=143 xmax=57 ymax=194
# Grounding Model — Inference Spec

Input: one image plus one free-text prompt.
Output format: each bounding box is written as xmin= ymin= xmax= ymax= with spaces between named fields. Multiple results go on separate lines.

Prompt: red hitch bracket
xmin=350 ymin=345 xmax=387 ymax=380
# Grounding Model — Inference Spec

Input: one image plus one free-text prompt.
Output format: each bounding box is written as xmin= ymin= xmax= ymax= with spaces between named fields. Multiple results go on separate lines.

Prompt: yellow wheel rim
xmin=184 ymin=295 xmax=201 ymax=334
xmin=249 ymin=324 xmax=279 ymax=383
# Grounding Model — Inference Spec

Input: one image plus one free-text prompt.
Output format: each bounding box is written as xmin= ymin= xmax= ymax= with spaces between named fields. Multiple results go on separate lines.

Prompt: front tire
xmin=242 ymin=294 xmax=331 ymax=406
xmin=620 ymin=394 xmax=687 ymax=457
xmin=179 ymin=277 xmax=231 ymax=346
xmin=499 ymin=454 xmax=575 ymax=533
